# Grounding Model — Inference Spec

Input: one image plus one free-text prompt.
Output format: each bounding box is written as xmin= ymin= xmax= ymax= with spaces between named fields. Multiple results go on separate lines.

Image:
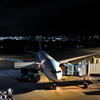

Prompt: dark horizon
xmin=0 ymin=0 xmax=100 ymax=36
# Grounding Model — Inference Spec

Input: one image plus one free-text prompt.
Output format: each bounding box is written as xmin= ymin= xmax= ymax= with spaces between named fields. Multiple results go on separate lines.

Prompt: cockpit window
xmin=51 ymin=70 xmax=61 ymax=73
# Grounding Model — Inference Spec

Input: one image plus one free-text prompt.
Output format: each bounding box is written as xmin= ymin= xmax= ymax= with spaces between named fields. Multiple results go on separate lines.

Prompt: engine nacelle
xmin=59 ymin=64 xmax=65 ymax=73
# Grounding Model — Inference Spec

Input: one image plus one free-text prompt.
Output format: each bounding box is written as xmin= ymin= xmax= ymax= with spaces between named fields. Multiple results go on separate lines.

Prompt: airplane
xmin=0 ymin=39 xmax=97 ymax=89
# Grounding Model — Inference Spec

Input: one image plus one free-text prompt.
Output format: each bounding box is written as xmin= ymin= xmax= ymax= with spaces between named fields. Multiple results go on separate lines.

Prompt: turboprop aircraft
xmin=0 ymin=40 xmax=97 ymax=89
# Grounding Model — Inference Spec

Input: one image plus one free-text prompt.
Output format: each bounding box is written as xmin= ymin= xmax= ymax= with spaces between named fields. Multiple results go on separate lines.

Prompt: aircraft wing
xmin=58 ymin=53 xmax=97 ymax=64
xmin=14 ymin=62 xmax=39 ymax=69
xmin=0 ymin=57 xmax=23 ymax=62
xmin=0 ymin=57 xmax=40 ymax=69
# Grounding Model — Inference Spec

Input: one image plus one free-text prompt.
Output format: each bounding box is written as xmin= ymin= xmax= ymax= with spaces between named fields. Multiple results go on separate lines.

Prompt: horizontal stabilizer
xmin=24 ymin=50 xmax=37 ymax=54
xmin=14 ymin=62 xmax=38 ymax=69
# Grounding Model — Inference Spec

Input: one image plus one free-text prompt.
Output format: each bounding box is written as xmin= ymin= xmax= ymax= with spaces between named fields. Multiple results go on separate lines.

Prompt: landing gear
xmin=84 ymin=82 xmax=89 ymax=88
xmin=51 ymin=83 xmax=56 ymax=90
xmin=83 ymin=76 xmax=89 ymax=89
xmin=48 ymin=80 xmax=57 ymax=90
xmin=34 ymin=75 xmax=40 ymax=81
xmin=18 ymin=69 xmax=40 ymax=82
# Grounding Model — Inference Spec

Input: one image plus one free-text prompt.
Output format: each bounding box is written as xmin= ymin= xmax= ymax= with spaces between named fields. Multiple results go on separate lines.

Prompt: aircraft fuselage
xmin=37 ymin=50 xmax=62 ymax=81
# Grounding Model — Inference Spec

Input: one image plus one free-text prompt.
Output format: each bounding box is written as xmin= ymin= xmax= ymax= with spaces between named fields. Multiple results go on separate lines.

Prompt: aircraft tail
xmin=39 ymin=36 xmax=42 ymax=51
xmin=23 ymin=37 xmax=42 ymax=54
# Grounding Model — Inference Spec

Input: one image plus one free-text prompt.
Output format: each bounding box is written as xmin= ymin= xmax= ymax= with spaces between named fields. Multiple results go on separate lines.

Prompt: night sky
xmin=0 ymin=0 xmax=100 ymax=36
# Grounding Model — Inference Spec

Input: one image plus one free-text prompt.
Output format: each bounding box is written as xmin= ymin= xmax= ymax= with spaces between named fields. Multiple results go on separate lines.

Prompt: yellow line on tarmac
xmin=54 ymin=89 xmax=59 ymax=97
xmin=49 ymin=80 xmax=59 ymax=97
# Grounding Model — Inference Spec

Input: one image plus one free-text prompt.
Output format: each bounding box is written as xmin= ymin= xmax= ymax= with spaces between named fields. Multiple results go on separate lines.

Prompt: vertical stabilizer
xmin=39 ymin=36 xmax=42 ymax=51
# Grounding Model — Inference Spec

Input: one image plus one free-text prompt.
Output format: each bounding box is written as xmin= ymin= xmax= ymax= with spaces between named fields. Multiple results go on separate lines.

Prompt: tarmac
xmin=0 ymin=48 xmax=100 ymax=100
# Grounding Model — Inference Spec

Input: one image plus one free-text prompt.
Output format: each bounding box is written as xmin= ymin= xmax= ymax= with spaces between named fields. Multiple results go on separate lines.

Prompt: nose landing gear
xmin=51 ymin=83 xmax=56 ymax=90
xmin=50 ymin=82 xmax=59 ymax=97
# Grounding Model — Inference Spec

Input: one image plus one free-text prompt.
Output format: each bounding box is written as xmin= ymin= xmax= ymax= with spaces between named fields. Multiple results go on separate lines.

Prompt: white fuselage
xmin=37 ymin=50 xmax=62 ymax=82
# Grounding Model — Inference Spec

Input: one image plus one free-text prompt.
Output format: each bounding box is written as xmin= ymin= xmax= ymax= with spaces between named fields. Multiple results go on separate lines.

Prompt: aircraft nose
xmin=56 ymin=73 xmax=62 ymax=80
xmin=55 ymin=66 xmax=62 ymax=81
